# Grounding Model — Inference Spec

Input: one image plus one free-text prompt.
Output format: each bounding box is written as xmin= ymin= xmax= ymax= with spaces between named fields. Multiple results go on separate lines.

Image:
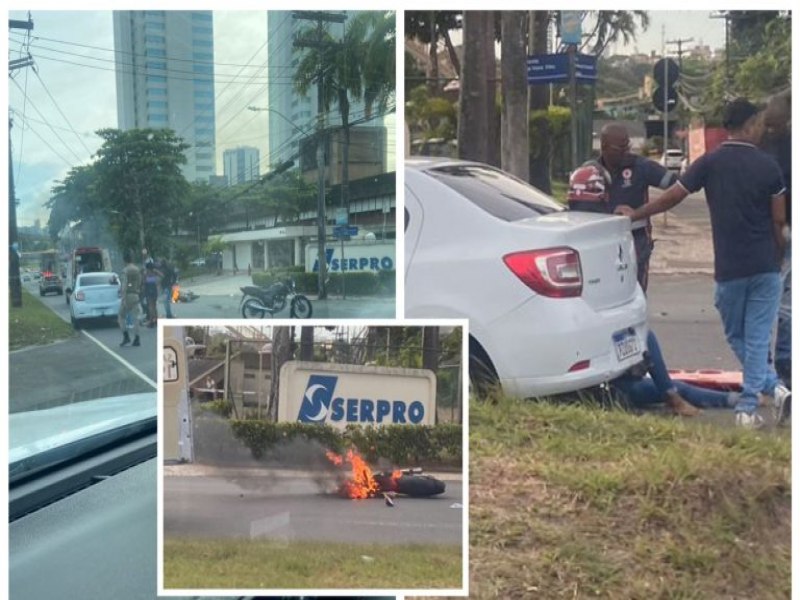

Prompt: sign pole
xmin=568 ymin=44 xmax=578 ymax=170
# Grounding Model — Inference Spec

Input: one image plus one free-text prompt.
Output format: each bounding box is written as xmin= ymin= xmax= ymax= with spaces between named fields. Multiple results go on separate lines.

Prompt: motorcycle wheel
xmin=241 ymin=297 xmax=267 ymax=319
xmin=290 ymin=295 xmax=313 ymax=318
xmin=394 ymin=475 xmax=446 ymax=497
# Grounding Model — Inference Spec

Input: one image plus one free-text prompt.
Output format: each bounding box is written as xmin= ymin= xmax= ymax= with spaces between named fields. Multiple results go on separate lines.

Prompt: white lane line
xmin=80 ymin=329 xmax=157 ymax=389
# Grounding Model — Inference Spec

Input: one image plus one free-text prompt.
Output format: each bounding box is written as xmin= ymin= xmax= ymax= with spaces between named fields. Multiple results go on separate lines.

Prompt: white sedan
xmin=405 ymin=158 xmax=648 ymax=398
xmin=69 ymin=272 xmax=122 ymax=329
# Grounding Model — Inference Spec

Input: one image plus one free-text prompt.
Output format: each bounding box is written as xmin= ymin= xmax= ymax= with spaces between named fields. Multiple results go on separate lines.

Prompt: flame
xmin=171 ymin=285 xmax=179 ymax=303
xmin=326 ymin=449 xmax=379 ymax=499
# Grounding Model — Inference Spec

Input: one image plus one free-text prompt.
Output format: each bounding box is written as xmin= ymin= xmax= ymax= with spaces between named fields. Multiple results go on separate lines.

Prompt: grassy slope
xmin=163 ymin=538 xmax=461 ymax=590
xmin=8 ymin=288 xmax=74 ymax=350
xmin=417 ymin=397 xmax=789 ymax=600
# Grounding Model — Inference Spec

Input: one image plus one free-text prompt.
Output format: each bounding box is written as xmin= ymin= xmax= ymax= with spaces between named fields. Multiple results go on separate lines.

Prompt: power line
xmin=32 ymin=67 xmax=94 ymax=156
xmin=15 ymin=117 xmax=75 ymax=169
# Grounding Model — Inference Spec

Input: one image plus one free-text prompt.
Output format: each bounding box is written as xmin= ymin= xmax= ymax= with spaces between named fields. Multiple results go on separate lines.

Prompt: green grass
xmin=163 ymin=538 xmax=462 ymax=589
xmin=550 ymin=178 xmax=568 ymax=204
xmin=456 ymin=397 xmax=791 ymax=599
xmin=8 ymin=288 xmax=74 ymax=350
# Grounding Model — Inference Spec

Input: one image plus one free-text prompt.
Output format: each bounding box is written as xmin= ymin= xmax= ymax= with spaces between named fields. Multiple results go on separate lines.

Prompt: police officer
xmin=596 ymin=122 xmax=677 ymax=292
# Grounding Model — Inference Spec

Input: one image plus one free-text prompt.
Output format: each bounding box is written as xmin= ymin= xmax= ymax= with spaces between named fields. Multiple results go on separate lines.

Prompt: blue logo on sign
xmin=296 ymin=374 xmax=426 ymax=425
xmin=297 ymin=375 xmax=339 ymax=422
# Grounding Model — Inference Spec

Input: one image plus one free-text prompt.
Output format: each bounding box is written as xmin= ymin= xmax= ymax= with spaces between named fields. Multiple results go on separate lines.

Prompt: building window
xmin=192 ymin=26 xmax=212 ymax=36
xmin=193 ymin=89 xmax=214 ymax=98
xmin=192 ymin=52 xmax=213 ymax=62
xmin=196 ymin=165 xmax=213 ymax=172
xmin=194 ymin=102 xmax=214 ymax=112
xmin=196 ymin=152 xmax=213 ymax=160
xmin=148 ymin=113 xmax=168 ymax=123
xmin=146 ymin=75 xmax=167 ymax=84
xmin=145 ymin=48 xmax=166 ymax=58
xmin=144 ymin=10 xmax=165 ymax=18
xmin=145 ymin=61 xmax=167 ymax=71
xmin=147 ymin=87 xmax=167 ymax=96
xmin=192 ymin=12 xmax=212 ymax=22
xmin=145 ymin=21 xmax=165 ymax=32
xmin=192 ymin=64 xmax=213 ymax=75
xmin=195 ymin=115 xmax=215 ymax=124
xmin=192 ymin=39 xmax=213 ymax=48
xmin=147 ymin=100 xmax=168 ymax=109
xmin=144 ymin=35 xmax=165 ymax=44
xmin=195 ymin=128 xmax=214 ymax=136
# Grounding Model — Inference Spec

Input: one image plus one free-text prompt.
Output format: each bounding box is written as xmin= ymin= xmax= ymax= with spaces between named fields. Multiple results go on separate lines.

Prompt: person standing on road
xmin=118 ymin=250 xmax=142 ymax=347
xmin=591 ymin=122 xmax=678 ymax=293
xmin=159 ymin=258 xmax=177 ymax=319
xmin=142 ymin=259 xmax=162 ymax=328
xmin=614 ymin=98 xmax=791 ymax=428
xmin=761 ymin=90 xmax=791 ymax=389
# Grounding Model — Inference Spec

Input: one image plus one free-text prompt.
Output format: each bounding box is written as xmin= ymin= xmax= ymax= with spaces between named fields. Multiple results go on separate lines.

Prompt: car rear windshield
xmin=79 ymin=275 xmax=118 ymax=287
xmin=427 ymin=164 xmax=564 ymax=221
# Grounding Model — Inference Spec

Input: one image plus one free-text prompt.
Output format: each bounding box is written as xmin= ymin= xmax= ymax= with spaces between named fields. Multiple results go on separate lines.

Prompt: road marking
xmin=80 ymin=329 xmax=157 ymax=389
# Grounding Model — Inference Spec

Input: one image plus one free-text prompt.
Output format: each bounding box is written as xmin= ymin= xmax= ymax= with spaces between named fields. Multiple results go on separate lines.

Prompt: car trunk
xmin=81 ymin=284 xmax=119 ymax=305
xmin=523 ymin=212 xmax=640 ymax=311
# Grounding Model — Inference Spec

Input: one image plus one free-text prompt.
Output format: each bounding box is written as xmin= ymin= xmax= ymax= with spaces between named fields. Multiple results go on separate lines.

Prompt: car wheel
xmin=71 ymin=315 xmax=82 ymax=330
xmin=469 ymin=336 xmax=500 ymax=399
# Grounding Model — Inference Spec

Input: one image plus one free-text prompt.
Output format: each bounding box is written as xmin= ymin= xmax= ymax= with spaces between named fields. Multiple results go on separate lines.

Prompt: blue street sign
xmin=527 ymin=54 xmax=569 ymax=84
xmin=575 ymin=54 xmax=598 ymax=83
xmin=333 ymin=225 xmax=358 ymax=238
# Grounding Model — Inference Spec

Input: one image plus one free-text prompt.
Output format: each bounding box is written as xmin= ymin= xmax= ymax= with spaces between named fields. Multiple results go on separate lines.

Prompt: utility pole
xmin=711 ymin=12 xmax=732 ymax=90
xmin=293 ymin=11 xmax=346 ymax=301
xmin=666 ymin=36 xmax=693 ymax=153
xmin=8 ymin=14 xmax=35 ymax=308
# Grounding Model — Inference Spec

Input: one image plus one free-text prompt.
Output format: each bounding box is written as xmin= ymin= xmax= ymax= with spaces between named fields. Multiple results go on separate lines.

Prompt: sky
xmin=6 ymin=9 xmax=396 ymax=229
xmin=605 ymin=11 xmax=726 ymax=56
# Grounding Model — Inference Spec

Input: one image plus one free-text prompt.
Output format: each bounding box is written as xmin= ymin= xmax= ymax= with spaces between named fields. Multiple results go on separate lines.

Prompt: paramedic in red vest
xmin=597 ymin=122 xmax=678 ymax=293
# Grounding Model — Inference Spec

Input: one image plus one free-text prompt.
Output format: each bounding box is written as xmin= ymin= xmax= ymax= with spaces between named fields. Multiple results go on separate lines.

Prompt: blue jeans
xmin=163 ymin=286 xmax=174 ymax=318
xmin=775 ymin=239 xmax=791 ymax=363
xmin=612 ymin=330 xmax=732 ymax=408
xmin=715 ymin=272 xmax=782 ymax=413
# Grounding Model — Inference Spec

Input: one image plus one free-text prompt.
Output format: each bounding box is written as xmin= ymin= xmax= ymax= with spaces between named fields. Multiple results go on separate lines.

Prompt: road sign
xmin=653 ymin=58 xmax=680 ymax=87
xmin=560 ymin=11 xmax=582 ymax=45
xmin=652 ymin=88 xmax=678 ymax=112
xmin=527 ymin=54 xmax=569 ymax=84
xmin=527 ymin=53 xmax=597 ymax=85
xmin=575 ymin=54 xmax=598 ymax=83
xmin=333 ymin=225 xmax=358 ymax=239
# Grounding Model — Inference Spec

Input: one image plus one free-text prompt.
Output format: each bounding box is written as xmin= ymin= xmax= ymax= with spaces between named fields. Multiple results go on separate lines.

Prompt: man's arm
xmin=614 ymin=181 xmax=690 ymax=221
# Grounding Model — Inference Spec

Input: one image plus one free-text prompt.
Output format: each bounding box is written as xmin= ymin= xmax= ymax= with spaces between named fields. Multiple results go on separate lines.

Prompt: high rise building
xmin=266 ymin=11 xmax=371 ymax=167
xmin=113 ymin=10 xmax=216 ymax=183
xmin=223 ymin=146 xmax=261 ymax=186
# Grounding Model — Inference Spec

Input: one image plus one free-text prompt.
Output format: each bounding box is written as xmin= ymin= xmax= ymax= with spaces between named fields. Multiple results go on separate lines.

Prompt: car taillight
xmin=75 ymin=291 xmax=85 ymax=301
xmin=503 ymin=247 xmax=583 ymax=298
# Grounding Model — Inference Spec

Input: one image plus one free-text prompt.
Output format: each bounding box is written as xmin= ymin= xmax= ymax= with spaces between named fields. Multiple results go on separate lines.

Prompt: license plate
xmin=613 ymin=329 xmax=640 ymax=362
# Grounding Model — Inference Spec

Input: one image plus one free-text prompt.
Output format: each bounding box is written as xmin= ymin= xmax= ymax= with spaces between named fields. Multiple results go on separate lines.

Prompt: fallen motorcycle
xmin=239 ymin=278 xmax=312 ymax=319
xmin=373 ymin=467 xmax=446 ymax=498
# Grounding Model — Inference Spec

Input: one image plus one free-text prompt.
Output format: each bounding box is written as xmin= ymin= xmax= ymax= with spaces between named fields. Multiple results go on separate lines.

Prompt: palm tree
xmin=294 ymin=12 xmax=395 ymax=219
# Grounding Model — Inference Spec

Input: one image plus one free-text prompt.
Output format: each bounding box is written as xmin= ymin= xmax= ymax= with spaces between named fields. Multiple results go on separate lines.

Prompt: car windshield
xmin=79 ymin=274 xmax=119 ymax=287
xmin=427 ymin=163 xmax=565 ymax=221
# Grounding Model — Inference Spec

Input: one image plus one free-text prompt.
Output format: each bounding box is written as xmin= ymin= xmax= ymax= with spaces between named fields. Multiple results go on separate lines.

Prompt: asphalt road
xmin=164 ymin=474 xmax=463 ymax=545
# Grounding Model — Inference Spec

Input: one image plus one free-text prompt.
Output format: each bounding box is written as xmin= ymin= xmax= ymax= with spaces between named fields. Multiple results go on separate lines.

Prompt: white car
xmin=661 ymin=149 xmax=684 ymax=171
xmin=405 ymin=158 xmax=648 ymax=398
xmin=69 ymin=272 xmax=122 ymax=329
xmin=189 ymin=257 xmax=206 ymax=267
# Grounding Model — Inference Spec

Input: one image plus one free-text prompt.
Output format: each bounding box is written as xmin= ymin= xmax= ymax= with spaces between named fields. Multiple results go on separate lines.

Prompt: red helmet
xmin=568 ymin=163 xmax=609 ymax=203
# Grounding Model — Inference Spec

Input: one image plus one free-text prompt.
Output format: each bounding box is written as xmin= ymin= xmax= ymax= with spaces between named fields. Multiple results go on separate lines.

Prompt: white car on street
xmin=405 ymin=158 xmax=648 ymax=398
xmin=69 ymin=272 xmax=122 ymax=329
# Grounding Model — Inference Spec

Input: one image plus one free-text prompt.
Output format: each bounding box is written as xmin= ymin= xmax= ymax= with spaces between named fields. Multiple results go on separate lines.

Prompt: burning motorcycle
xmin=326 ymin=450 xmax=446 ymax=499
xmin=239 ymin=278 xmax=312 ymax=319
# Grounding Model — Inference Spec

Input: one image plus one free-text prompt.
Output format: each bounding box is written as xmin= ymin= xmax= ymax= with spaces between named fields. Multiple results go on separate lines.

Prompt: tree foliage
xmin=92 ymin=128 xmax=189 ymax=257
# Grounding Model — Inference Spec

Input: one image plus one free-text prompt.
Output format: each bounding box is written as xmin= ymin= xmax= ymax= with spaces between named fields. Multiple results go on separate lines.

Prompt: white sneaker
xmin=735 ymin=412 xmax=765 ymax=429
xmin=773 ymin=383 xmax=791 ymax=426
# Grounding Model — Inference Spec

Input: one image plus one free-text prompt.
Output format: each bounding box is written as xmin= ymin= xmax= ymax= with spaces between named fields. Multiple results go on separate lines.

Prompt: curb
xmin=164 ymin=463 xmax=463 ymax=482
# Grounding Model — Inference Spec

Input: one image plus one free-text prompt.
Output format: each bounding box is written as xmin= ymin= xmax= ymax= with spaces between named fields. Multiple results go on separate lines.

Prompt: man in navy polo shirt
xmin=596 ymin=122 xmax=677 ymax=292
xmin=614 ymin=98 xmax=791 ymax=428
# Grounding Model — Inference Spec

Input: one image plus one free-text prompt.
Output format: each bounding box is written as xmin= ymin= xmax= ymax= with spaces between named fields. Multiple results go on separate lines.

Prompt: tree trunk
xmin=268 ymin=326 xmax=292 ymax=421
xmin=458 ymin=11 xmax=492 ymax=163
xmin=427 ymin=12 xmax=439 ymax=96
xmin=501 ymin=12 xmax=529 ymax=180
xmin=299 ymin=326 xmax=314 ymax=361
xmin=442 ymin=30 xmax=461 ymax=78
xmin=528 ymin=11 xmax=552 ymax=193
xmin=422 ymin=327 xmax=440 ymax=373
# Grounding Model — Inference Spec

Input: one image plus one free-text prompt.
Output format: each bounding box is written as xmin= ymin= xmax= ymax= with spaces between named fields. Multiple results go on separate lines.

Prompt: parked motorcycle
xmin=239 ymin=278 xmax=312 ymax=319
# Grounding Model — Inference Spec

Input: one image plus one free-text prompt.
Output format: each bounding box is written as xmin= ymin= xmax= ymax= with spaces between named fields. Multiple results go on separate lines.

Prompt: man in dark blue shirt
xmin=597 ymin=122 xmax=677 ymax=292
xmin=614 ymin=98 xmax=790 ymax=428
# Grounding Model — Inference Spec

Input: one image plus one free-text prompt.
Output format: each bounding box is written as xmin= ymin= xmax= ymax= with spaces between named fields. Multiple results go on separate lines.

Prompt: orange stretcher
xmin=669 ymin=369 xmax=743 ymax=391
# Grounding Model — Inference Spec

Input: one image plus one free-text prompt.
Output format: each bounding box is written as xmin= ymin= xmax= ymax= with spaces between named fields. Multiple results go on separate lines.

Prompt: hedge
xmin=229 ymin=420 xmax=462 ymax=467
